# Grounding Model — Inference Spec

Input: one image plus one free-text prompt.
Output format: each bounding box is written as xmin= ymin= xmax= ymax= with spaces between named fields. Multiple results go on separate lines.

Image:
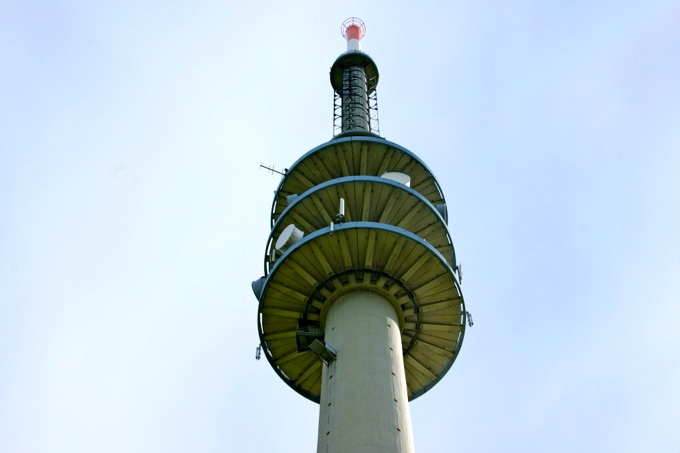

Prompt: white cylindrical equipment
xmin=381 ymin=171 xmax=412 ymax=187
xmin=317 ymin=291 xmax=415 ymax=453
xmin=275 ymin=224 xmax=303 ymax=252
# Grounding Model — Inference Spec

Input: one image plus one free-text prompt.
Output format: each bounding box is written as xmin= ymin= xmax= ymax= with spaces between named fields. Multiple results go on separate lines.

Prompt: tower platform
xmin=254 ymin=135 xmax=466 ymax=402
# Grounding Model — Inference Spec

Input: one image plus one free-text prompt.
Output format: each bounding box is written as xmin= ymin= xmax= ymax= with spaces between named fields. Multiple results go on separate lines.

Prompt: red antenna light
xmin=341 ymin=17 xmax=366 ymax=51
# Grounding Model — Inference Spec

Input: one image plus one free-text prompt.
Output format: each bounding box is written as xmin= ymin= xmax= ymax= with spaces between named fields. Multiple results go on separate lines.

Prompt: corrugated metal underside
xmin=270 ymin=137 xmax=445 ymax=226
xmin=266 ymin=176 xmax=455 ymax=275
xmin=258 ymin=222 xmax=465 ymax=402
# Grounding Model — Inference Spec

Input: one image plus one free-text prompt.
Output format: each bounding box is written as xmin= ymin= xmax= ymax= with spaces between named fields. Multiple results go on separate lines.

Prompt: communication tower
xmin=252 ymin=18 xmax=467 ymax=452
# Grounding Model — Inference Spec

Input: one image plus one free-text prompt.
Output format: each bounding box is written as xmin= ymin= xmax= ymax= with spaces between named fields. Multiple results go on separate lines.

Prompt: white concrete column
xmin=317 ymin=290 xmax=415 ymax=453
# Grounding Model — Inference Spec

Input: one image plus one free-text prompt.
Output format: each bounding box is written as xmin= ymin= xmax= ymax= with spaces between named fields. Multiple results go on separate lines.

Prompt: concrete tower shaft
xmin=318 ymin=291 xmax=415 ymax=452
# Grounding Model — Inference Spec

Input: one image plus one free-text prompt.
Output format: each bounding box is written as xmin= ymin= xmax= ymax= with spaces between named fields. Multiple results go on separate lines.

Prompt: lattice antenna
xmin=259 ymin=163 xmax=286 ymax=176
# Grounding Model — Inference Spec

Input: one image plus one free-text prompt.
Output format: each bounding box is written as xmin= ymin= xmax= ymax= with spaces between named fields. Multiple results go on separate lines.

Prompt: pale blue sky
xmin=1 ymin=1 xmax=679 ymax=452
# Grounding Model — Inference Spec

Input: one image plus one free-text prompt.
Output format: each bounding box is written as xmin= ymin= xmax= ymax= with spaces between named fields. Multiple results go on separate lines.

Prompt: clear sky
xmin=1 ymin=1 xmax=679 ymax=452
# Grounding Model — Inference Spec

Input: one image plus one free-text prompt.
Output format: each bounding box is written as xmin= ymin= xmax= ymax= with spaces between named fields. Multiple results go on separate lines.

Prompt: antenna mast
xmin=331 ymin=17 xmax=380 ymax=136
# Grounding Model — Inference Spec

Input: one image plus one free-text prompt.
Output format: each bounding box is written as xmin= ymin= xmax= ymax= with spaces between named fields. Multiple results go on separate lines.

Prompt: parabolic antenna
xmin=275 ymin=224 xmax=303 ymax=252
xmin=381 ymin=171 xmax=411 ymax=187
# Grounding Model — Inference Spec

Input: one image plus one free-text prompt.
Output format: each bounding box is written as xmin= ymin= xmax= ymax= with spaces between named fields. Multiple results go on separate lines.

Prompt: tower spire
xmin=341 ymin=17 xmax=365 ymax=51
xmin=331 ymin=18 xmax=380 ymax=135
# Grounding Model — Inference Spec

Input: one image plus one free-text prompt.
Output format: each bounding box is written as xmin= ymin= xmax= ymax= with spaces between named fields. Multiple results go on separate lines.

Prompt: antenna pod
xmin=341 ymin=17 xmax=366 ymax=51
